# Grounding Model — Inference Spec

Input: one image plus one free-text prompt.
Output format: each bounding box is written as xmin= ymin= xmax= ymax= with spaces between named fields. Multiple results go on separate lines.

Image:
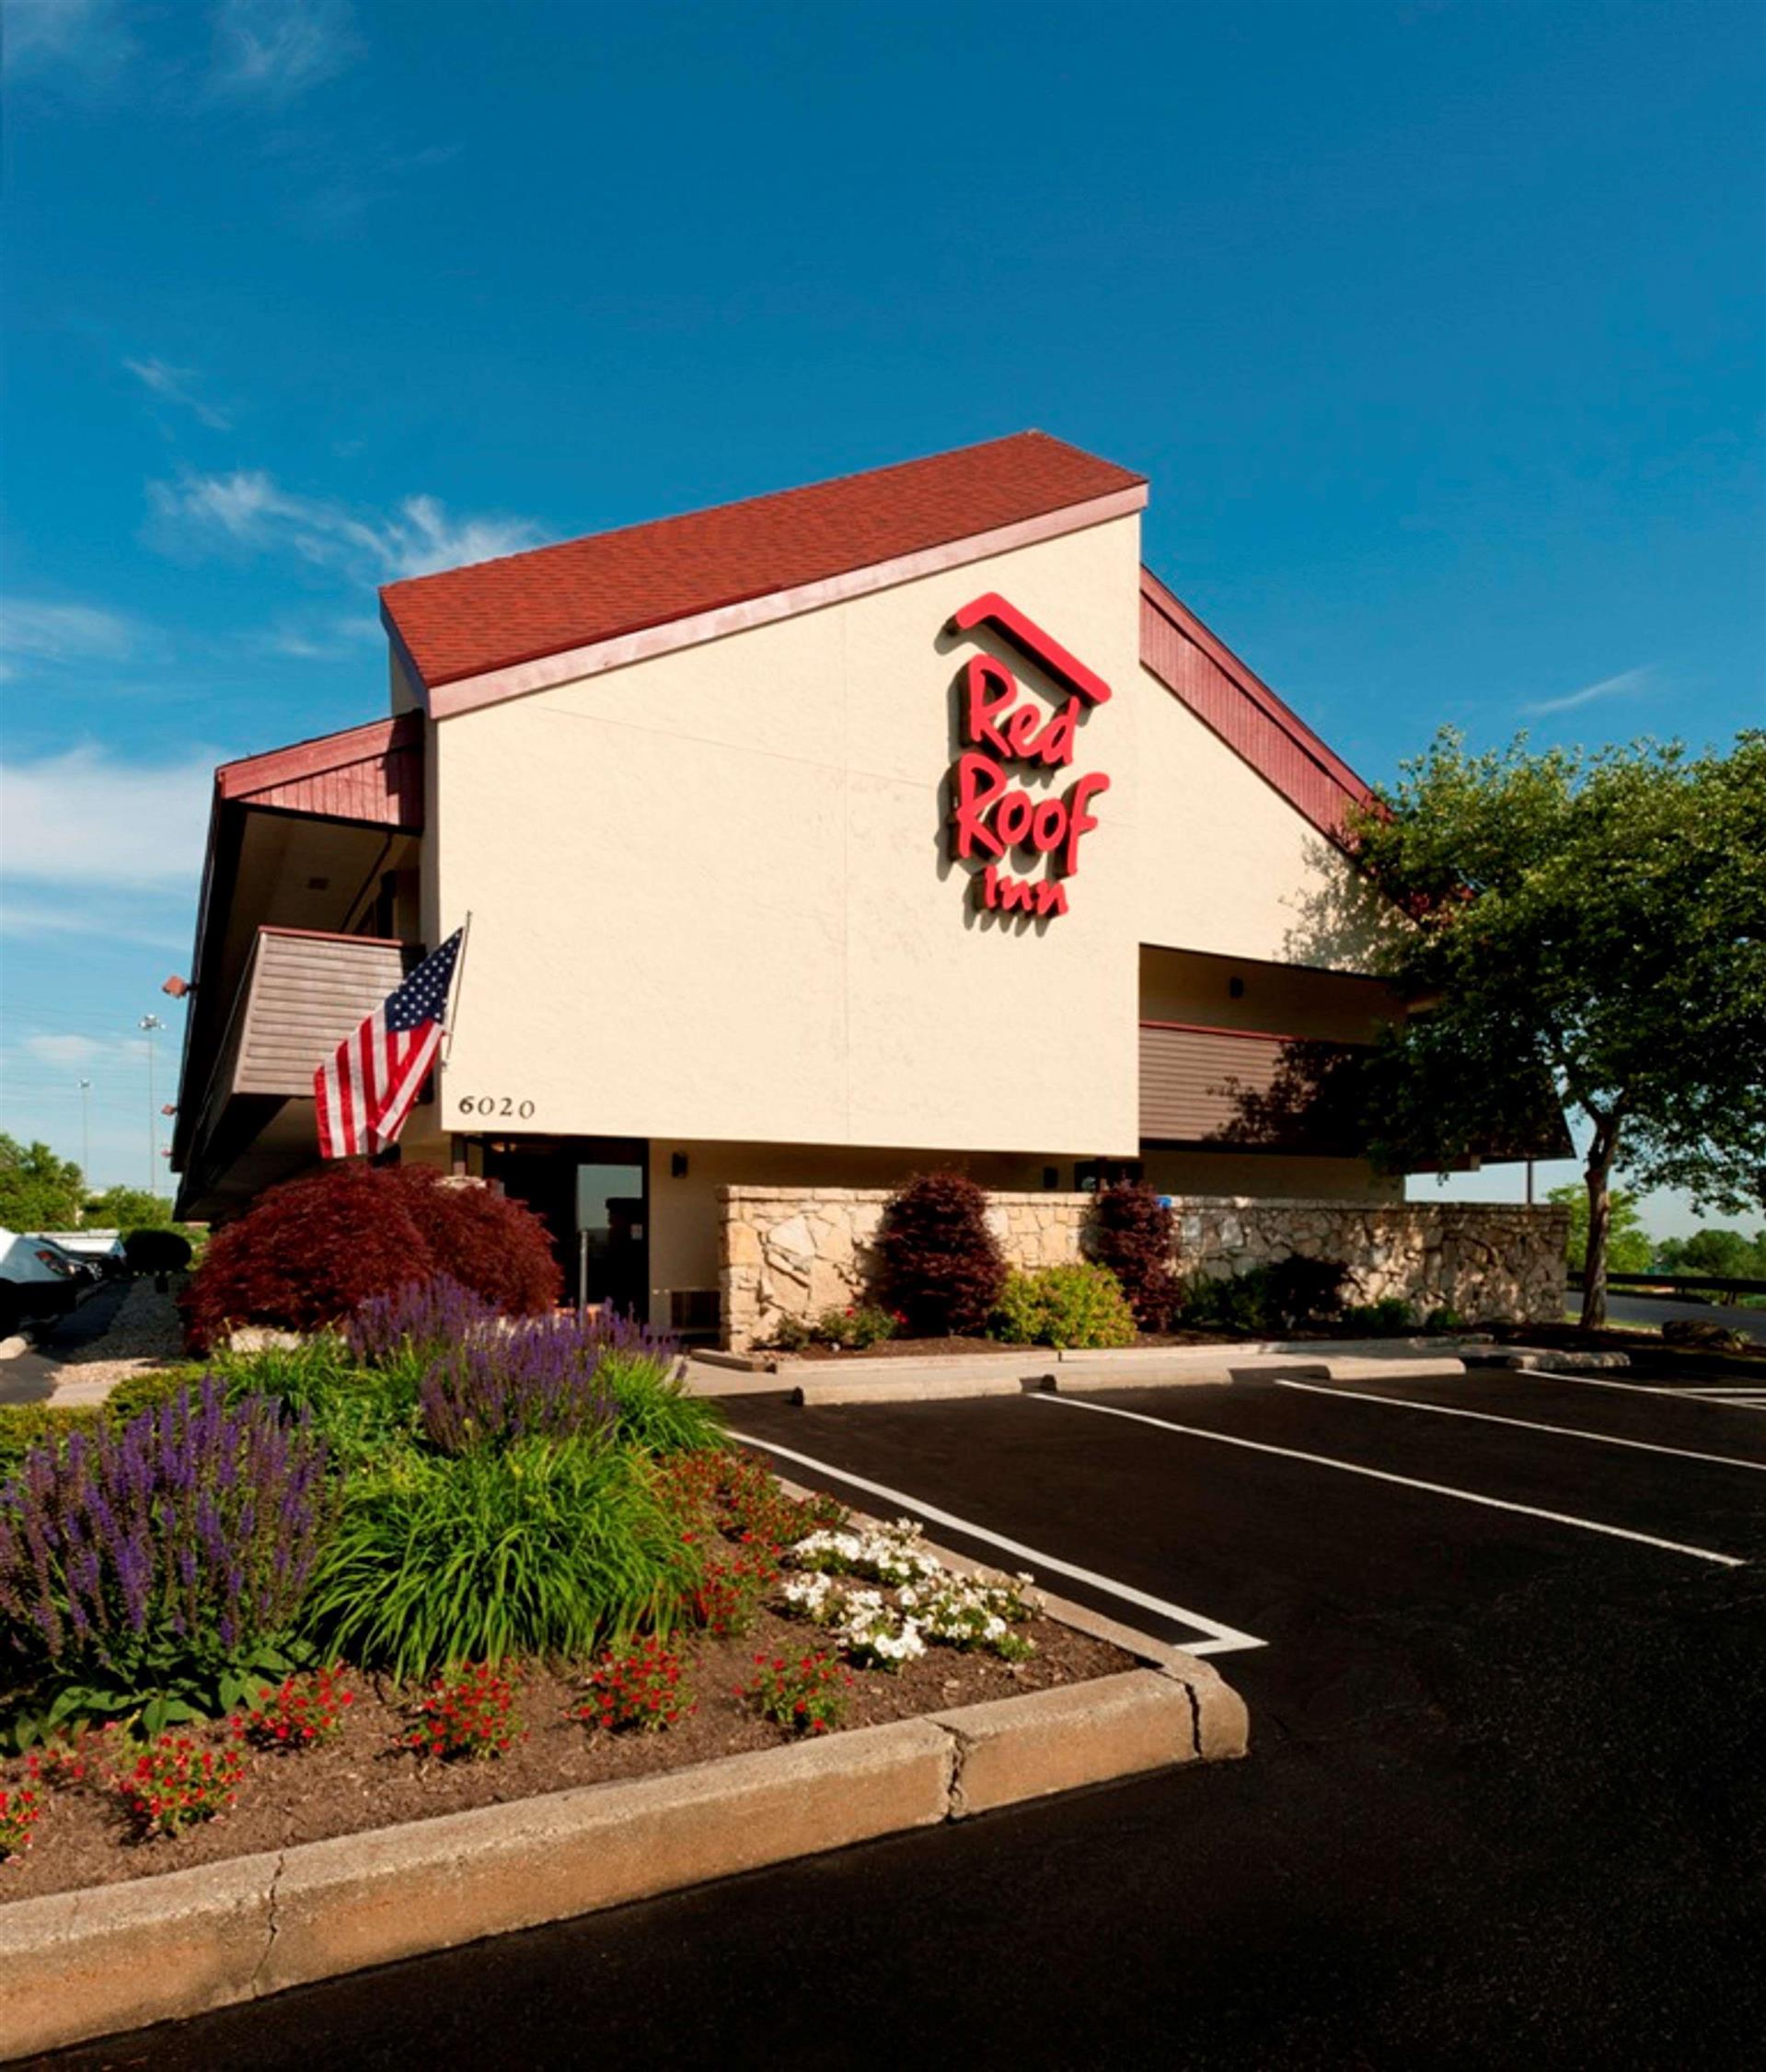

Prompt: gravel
xmin=42 ymin=1282 xmax=187 ymax=1404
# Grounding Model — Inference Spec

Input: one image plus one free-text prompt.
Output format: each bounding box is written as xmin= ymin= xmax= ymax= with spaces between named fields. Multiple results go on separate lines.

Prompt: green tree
xmin=0 ymin=1135 xmax=86 ymax=1232
xmin=1349 ymin=731 xmax=1766 ymax=1324
xmin=81 ymin=1186 xmax=176 ymax=1232
xmin=1654 ymin=1227 xmax=1766 ymax=1280
xmin=1547 ymin=1185 xmax=1654 ymax=1276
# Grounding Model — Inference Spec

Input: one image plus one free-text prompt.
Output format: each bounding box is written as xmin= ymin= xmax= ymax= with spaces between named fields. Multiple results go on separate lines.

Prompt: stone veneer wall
xmin=718 ymin=1186 xmax=1568 ymax=1349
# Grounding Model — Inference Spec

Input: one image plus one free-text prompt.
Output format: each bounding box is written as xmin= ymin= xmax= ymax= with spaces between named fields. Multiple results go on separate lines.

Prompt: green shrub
xmin=208 ymin=1334 xmax=359 ymax=1403
xmin=1180 ymin=1269 xmax=1277 ymax=1335
xmin=222 ymin=1337 xmax=420 ymax=1469
xmin=1423 ymin=1305 xmax=1467 ymax=1334
xmin=0 ymin=1405 xmax=101 ymax=1476
xmin=1263 ymin=1256 xmax=1349 ymax=1331
xmin=1178 ymin=1258 xmax=1348 ymax=1336
xmin=121 ymin=1228 xmax=193 ymax=1278
xmin=1341 ymin=1297 xmax=1418 ymax=1336
xmin=598 ymin=1349 xmax=725 ymax=1457
xmin=301 ymin=1437 xmax=693 ymax=1678
xmin=101 ymin=1366 xmax=208 ymax=1426
xmin=815 ymin=1305 xmax=898 ymax=1351
xmin=992 ymin=1263 xmax=1137 ymax=1349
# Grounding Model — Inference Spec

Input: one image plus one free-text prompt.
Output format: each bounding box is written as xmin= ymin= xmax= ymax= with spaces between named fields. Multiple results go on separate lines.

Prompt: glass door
xmin=574 ymin=1159 xmax=647 ymax=1317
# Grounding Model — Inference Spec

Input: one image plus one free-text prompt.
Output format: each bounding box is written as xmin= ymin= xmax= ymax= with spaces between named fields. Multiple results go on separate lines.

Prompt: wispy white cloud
xmin=0 ymin=598 xmax=144 ymax=682
xmin=254 ymin=611 xmax=383 ymax=660
xmin=124 ymin=356 xmax=234 ymax=431
xmin=0 ymin=898 xmax=194 ymax=952
xmin=147 ymin=468 xmax=545 ymax=581
xmin=0 ymin=747 xmax=214 ymax=891
xmin=208 ymin=0 xmax=361 ymax=100
xmin=1 ymin=0 xmax=135 ymax=85
xmin=23 ymin=1033 xmax=111 ymax=1068
xmin=1521 ymin=666 xmax=1655 ymax=718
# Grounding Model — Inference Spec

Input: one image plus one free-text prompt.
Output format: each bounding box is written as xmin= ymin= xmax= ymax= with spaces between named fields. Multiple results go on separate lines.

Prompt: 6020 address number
xmin=456 ymin=1095 xmax=536 ymax=1119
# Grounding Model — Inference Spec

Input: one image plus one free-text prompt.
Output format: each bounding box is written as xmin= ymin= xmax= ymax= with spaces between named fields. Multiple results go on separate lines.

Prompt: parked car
xmin=0 ymin=1226 xmax=83 ymax=1337
xmin=38 ymin=1229 xmax=128 ymax=1281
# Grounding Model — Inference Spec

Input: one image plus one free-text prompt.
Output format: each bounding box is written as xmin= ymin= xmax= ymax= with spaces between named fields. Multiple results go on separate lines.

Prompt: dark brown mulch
xmin=0 ymin=1608 xmax=1130 ymax=1904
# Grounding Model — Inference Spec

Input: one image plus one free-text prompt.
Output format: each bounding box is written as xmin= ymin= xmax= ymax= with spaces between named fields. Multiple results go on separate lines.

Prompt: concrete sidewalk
xmin=683 ymin=1336 xmax=1599 ymax=1405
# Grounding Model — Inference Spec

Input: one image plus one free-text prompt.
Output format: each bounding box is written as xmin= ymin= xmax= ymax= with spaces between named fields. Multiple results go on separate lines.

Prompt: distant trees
xmin=1547 ymin=1185 xmax=1654 ymax=1276
xmin=1654 ymin=1228 xmax=1766 ymax=1281
xmin=0 ymin=1136 xmax=85 ymax=1232
xmin=82 ymin=1186 xmax=177 ymax=1232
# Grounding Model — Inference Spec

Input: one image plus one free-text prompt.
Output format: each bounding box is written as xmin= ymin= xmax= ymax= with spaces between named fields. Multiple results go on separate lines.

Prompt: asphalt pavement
xmin=1586 ymin=1290 xmax=1766 ymax=1343
xmin=31 ymin=1363 xmax=1766 ymax=2071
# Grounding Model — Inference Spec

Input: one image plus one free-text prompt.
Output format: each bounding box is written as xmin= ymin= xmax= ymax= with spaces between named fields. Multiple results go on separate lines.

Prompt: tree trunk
xmin=1580 ymin=1118 xmax=1622 ymax=1330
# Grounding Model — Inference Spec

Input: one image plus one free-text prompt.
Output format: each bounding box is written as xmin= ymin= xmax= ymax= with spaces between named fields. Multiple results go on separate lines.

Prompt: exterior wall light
xmin=671 ymin=1152 xmax=689 ymax=1177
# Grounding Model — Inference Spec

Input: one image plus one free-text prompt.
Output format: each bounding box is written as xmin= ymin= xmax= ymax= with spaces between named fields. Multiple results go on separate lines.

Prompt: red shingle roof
xmin=379 ymin=431 xmax=1144 ymax=690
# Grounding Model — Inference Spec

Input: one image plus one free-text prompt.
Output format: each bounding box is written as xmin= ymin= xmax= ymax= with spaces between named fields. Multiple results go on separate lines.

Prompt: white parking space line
xmin=1535 ymin=1372 xmax=1766 ymax=1415
xmin=1034 ymin=1395 xmax=1746 ymax=1569
xmin=726 ymin=1426 xmax=1267 ymax=1658
xmin=1270 ymin=1376 xmax=1766 ymax=1474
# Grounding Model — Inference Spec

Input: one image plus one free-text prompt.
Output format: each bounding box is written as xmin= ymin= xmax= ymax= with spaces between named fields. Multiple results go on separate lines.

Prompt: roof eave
xmin=398 ymin=482 xmax=1148 ymax=717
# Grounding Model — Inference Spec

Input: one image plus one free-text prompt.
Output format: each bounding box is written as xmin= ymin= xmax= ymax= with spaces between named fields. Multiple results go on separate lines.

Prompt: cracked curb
xmin=0 ymin=1511 xmax=1244 ymax=2059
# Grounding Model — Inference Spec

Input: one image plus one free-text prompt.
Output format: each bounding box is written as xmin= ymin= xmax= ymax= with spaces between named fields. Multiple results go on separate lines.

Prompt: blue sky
xmin=1 ymin=0 xmax=1760 ymax=1227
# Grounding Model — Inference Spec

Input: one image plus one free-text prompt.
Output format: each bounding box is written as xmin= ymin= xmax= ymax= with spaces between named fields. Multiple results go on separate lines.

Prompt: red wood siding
xmin=1139 ymin=1020 xmax=1356 ymax=1149
xmin=1139 ymin=568 xmax=1372 ymax=843
xmin=217 ymin=713 xmax=423 ymax=830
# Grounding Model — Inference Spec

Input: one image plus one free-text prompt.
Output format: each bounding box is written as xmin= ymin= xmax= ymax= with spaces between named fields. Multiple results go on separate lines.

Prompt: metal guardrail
xmin=1567 ymin=1269 xmax=1766 ymax=1302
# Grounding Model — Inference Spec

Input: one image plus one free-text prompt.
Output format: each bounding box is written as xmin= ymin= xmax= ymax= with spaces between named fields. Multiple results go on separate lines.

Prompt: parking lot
xmin=728 ymin=1363 xmax=1766 ymax=1710
xmin=55 ymin=1362 xmax=1766 ymax=2070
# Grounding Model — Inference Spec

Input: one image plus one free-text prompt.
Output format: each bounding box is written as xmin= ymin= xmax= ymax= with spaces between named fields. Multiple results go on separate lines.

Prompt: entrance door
xmin=480 ymin=1138 xmax=649 ymax=1319
xmin=575 ymin=1160 xmax=647 ymax=1317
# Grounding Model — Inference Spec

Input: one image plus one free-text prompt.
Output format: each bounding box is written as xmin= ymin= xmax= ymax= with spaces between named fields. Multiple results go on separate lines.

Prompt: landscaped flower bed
xmin=0 ymin=1280 xmax=1127 ymax=1904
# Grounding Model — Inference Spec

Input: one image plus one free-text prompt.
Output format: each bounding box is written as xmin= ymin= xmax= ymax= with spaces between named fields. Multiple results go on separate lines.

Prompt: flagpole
xmin=441 ymin=909 xmax=473 ymax=1063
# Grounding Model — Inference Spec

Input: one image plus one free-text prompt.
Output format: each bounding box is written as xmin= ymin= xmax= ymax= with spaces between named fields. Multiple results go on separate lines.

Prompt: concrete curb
xmin=699 ymin=1337 xmax=1500 ymax=1406
xmin=1053 ymin=1355 xmax=1332 ymax=1393
xmin=0 ymin=1620 xmax=1242 ymax=2060
xmin=1462 ymin=1346 xmax=1633 ymax=1372
xmin=793 ymin=1372 xmax=1036 ymax=1406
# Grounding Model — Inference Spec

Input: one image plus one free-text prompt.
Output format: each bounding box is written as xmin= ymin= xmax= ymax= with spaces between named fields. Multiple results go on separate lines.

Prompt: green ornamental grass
xmin=301 ymin=1436 xmax=697 ymax=1679
xmin=598 ymin=1349 xmax=725 ymax=1457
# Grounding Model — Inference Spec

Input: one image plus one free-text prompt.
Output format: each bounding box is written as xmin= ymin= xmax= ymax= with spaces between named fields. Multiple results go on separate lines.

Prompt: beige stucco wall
xmin=1133 ymin=667 xmax=1395 ymax=970
xmin=430 ymin=515 xmax=1142 ymax=1156
xmin=1138 ymin=944 xmax=1399 ymax=1045
xmin=424 ymin=509 xmax=1384 ymax=1164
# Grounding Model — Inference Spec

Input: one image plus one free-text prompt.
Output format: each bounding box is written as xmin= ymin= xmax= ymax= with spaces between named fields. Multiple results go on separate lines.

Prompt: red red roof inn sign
xmin=947 ymin=592 xmax=1111 ymax=920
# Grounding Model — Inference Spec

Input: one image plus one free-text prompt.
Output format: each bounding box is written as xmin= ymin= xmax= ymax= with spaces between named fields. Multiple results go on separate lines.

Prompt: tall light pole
xmin=77 ymin=1080 xmax=92 ymax=1200
xmin=139 ymin=1015 xmax=166 ymax=1203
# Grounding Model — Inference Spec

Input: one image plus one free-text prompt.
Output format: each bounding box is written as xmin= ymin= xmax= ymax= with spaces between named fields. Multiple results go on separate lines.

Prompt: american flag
xmin=314 ymin=929 xmax=463 ymax=1159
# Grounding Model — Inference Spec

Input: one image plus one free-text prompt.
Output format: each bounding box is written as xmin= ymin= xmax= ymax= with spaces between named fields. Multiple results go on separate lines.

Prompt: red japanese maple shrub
xmin=180 ymin=1163 xmax=560 ymax=1352
xmin=872 ymin=1172 xmax=1006 ymax=1337
xmin=182 ymin=1164 xmax=432 ymax=1352
xmin=392 ymin=1166 xmax=562 ymax=1317
xmin=1088 ymin=1182 xmax=1180 ymax=1330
